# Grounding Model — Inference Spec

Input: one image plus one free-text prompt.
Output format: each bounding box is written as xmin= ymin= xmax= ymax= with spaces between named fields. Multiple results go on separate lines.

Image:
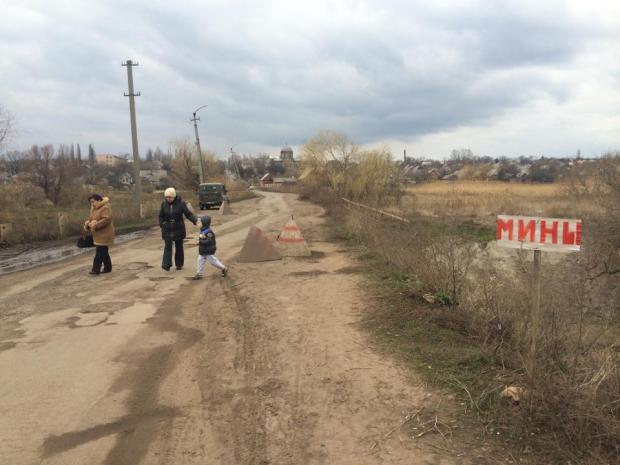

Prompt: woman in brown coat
xmin=84 ymin=194 xmax=115 ymax=275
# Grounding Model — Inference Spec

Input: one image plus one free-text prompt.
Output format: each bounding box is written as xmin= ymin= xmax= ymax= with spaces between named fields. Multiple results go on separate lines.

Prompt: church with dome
xmin=280 ymin=145 xmax=294 ymax=162
xmin=279 ymin=144 xmax=297 ymax=175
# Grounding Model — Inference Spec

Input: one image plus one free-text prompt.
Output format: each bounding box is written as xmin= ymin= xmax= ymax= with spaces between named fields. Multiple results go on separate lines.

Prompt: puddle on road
xmin=0 ymin=231 xmax=146 ymax=276
xmin=66 ymin=313 xmax=109 ymax=329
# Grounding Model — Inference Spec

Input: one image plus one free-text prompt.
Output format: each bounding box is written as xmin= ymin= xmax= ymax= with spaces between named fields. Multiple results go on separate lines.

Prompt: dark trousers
xmin=92 ymin=245 xmax=112 ymax=273
xmin=163 ymin=239 xmax=184 ymax=269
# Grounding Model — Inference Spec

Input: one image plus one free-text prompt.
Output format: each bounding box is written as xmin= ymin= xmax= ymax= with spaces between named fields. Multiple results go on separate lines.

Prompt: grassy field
xmin=401 ymin=181 xmax=587 ymax=226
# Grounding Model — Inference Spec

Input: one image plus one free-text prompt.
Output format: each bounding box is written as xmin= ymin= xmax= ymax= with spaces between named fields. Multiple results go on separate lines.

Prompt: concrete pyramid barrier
xmin=219 ymin=200 xmax=233 ymax=215
xmin=237 ymin=226 xmax=282 ymax=263
xmin=276 ymin=217 xmax=311 ymax=257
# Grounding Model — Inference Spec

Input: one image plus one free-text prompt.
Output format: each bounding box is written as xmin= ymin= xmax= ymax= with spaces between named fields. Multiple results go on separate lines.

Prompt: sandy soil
xmin=0 ymin=192 xmax=493 ymax=465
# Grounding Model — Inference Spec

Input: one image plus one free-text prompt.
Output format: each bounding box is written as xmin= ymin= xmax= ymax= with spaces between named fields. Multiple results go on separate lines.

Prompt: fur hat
xmin=164 ymin=187 xmax=176 ymax=198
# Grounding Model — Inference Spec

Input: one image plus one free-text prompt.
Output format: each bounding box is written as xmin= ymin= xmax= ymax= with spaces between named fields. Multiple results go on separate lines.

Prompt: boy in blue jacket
xmin=193 ymin=216 xmax=227 ymax=279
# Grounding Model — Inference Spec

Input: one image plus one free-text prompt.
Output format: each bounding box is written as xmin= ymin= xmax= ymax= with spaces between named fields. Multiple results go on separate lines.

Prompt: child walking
xmin=193 ymin=215 xmax=227 ymax=279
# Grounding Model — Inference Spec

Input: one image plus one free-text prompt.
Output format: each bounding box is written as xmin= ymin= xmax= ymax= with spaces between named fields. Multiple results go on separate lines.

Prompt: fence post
xmin=528 ymin=249 xmax=542 ymax=378
xmin=57 ymin=213 xmax=69 ymax=238
xmin=0 ymin=223 xmax=13 ymax=243
xmin=140 ymin=203 xmax=146 ymax=219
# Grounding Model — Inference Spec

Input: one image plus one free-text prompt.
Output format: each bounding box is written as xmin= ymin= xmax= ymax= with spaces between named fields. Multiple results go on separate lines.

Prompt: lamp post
xmin=191 ymin=105 xmax=208 ymax=184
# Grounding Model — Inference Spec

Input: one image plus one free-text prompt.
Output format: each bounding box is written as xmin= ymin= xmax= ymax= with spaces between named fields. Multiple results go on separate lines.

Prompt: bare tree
xmin=301 ymin=130 xmax=359 ymax=197
xmin=170 ymin=138 xmax=199 ymax=189
xmin=50 ymin=148 xmax=69 ymax=205
xmin=0 ymin=105 xmax=13 ymax=146
xmin=170 ymin=138 xmax=220 ymax=189
xmin=29 ymin=145 xmax=52 ymax=197
xmin=2 ymin=150 xmax=27 ymax=176
xmin=27 ymin=144 xmax=73 ymax=205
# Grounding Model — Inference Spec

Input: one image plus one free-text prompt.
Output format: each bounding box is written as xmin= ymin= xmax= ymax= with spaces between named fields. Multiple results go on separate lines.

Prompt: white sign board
xmin=497 ymin=215 xmax=582 ymax=252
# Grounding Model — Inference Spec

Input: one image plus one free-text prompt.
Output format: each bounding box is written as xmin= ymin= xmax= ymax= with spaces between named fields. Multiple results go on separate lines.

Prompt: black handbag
xmin=77 ymin=234 xmax=94 ymax=248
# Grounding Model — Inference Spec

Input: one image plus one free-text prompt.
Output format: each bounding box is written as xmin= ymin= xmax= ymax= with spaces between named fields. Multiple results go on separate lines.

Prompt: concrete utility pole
xmin=191 ymin=105 xmax=208 ymax=184
xmin=122 ymin=60 xmax=142 ymax=211
xmin=230 ymin=144 xmax=242 ymax=180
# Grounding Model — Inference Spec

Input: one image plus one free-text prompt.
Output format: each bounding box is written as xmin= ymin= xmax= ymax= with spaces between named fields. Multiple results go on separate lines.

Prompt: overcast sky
xmin=1 ymin=0 xmax=618 ymax=159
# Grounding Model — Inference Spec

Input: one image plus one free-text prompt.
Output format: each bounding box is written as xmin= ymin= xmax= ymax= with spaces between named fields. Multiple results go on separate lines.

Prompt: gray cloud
xmin=0 ymin=0 xmax=618 ymax=157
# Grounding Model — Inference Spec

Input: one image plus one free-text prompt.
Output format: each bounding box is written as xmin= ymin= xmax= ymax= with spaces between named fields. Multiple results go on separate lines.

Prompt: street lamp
xmin=191 ymin=105 xmax=208 ymax=184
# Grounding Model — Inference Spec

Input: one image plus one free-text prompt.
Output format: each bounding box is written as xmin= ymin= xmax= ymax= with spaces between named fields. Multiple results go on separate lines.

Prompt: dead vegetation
xmin=402 ymin=180 xmax=589 ymax=227
xmin=0 ymin=185 xmax=255 ymax=245
xmin=300 ymin=131 xmax=619 ymax=464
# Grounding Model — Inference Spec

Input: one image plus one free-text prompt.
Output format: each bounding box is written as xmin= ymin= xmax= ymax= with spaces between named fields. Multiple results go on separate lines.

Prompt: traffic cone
xmin=219 ymin=200 xmax=233 ymax=215
xmin=276 ymin=217 xmax=311 ymax=257
xmin=237 ymin=226 xmax=282 ymax=263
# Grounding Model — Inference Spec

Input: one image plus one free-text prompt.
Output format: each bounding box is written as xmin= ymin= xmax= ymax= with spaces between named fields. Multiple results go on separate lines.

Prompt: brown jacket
xmin=84 ymin=197 xmax=115 ymax=246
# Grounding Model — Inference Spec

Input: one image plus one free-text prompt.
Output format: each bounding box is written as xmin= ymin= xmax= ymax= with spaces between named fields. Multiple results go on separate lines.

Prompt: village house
xmin=95 ymin=154 xmax=125 ymax=167
xmin=139 ymin=169 xmax=168 ymax=184
xmin=260 ymin=173 xmax=274 ymax=186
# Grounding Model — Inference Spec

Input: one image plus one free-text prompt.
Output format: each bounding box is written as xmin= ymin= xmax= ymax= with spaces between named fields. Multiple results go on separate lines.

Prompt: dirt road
xmin=0 ymin=192 xmax=481 ymax=465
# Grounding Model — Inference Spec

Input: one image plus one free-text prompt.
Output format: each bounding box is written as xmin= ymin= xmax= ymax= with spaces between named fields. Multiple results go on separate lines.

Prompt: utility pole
xmin=230 ymin=144 xmax=242 ymax=180
xmin=122 ymin=60 xmax=142 ymax=212
xmin=191 ymin=105 xmax=208 ymax=184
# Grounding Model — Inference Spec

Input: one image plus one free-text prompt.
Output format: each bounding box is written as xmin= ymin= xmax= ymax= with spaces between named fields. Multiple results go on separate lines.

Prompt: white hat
xmin=164 ymin=187 xmax=176 ymax=197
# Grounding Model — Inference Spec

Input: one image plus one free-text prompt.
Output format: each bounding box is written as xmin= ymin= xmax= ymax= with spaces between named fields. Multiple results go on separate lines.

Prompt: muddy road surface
xmin=1 ymin=192 xmax=483 ymax=465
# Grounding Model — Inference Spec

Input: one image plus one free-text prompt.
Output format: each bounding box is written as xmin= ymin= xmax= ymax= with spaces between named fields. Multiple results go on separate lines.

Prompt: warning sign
xmin=497 ymin=215 xmax=582 ymax=252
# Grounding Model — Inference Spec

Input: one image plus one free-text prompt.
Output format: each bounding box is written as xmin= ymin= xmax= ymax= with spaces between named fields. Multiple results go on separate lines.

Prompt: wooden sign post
xmin=496 ymin=215 xmax=582 ymax=377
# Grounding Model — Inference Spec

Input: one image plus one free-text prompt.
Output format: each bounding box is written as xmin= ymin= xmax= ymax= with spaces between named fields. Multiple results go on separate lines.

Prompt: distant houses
xmin=400 ymin=156 xmax=591 ymax=183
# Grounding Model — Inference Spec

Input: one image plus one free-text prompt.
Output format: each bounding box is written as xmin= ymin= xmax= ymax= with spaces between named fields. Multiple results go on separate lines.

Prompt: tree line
xmin=0 ymin=138 xmax=228 ymax=207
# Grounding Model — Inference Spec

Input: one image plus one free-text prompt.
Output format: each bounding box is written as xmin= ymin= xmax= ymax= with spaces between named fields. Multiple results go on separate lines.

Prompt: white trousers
xmin=196 ymin=254 xmax=225 ymax=275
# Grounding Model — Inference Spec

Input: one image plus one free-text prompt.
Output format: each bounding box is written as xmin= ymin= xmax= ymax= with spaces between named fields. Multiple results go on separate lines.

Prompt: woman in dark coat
xmin=159 ymin=187 xmax=198 ymax=271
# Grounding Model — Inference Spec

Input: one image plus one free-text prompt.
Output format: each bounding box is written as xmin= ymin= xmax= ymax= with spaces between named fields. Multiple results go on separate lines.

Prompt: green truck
xmin=198 ymin=183 xmax=227 ymax=210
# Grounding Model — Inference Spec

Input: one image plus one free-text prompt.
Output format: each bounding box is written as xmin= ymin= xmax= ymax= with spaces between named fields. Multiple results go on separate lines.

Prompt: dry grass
xmin=334 ymin=198 xmax=619 ymax=464
xmin=408 ymin=180 xmax=564 ymax=196
xmin=0 ymin=185 xmax=256 ymax=245
xmin=310 ymin=168 xmax=619 ymax=464
xmin=298 ymin=141 xmax=619 ymax=464
xmin=402 ymin=181 xmax=593 ymax=226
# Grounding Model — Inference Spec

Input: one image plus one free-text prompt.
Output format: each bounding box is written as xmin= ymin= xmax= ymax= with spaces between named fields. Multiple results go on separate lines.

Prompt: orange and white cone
xmin=276 ymin=217 xmax=311 ymax=257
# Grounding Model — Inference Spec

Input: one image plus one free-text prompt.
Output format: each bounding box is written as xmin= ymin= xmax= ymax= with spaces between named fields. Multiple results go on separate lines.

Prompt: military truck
xmin=198 ymin=183 xmax=227 ymax=210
